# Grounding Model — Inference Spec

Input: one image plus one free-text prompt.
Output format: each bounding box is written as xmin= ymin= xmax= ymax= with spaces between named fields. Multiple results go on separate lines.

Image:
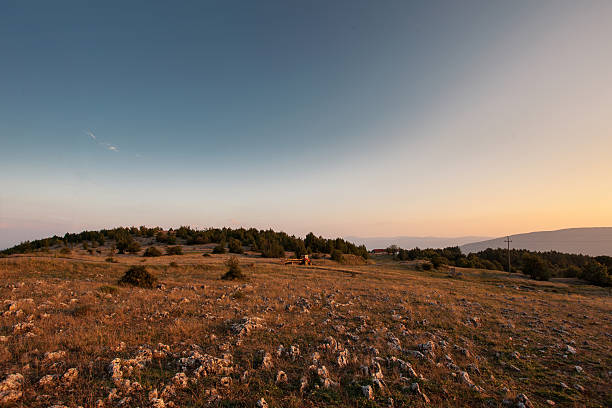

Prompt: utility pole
xmin=504 ymin=236 xmax=512 ymax=273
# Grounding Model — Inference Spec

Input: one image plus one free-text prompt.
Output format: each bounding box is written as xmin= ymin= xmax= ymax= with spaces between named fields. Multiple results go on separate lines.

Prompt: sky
xmin=1 ymin=1 xmax=612 ymax=249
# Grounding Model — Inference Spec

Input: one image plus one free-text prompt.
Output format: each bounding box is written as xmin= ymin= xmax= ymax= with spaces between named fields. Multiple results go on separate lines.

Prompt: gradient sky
xmin=1 ymin=1 xmax=612 ymax=248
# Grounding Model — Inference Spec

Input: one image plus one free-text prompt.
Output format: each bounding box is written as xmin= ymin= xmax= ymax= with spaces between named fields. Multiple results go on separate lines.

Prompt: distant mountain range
xmin=347 ymin=228 xmax=612 ymax=257
xmin=345 ymin=236 xmax=492 ymax=250
xmin=460 ymin=227 xmax=612 ymax=256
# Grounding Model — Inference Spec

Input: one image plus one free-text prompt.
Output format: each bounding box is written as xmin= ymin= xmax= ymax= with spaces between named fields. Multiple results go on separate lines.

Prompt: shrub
xmin=143 ymin=246 xmax=162 ymax=257
xmin=330 ymin=249 xmax=344 ymax=263
xmin=105 ymin=257 xmax=117 ymax=263
xmin=421 ymin=262 xmax=432 ymax=271
xmin=166 ymin=246 xmax=183 ymax=256
xmin=202 ymin=253 xmax=211 ymax=257
xmin=118 ymin=266 xmax=158 ymax=288
xmin=212 ymin=242 xmax=226 ymax=254
xmin=222 ymin=256 xmax=244 ymax=280
xmin=228 ymin=238 xmax=244 ymax=254
xmin=522 ymin=254 xmax=551 ymax=281
xmin=68 ymin=304 xmax=93 ymax=317
xmin=579 ymin=261 xmax=611 ymax=286
xmin=430 ymin=255 xmax=446 ymax=269
xmin=117 ymin=237 xmax=140 ymax=254
xmin=59 ymin=247 xmax=72 ymax=255
xmin=169 ymin=261 xmax=178 ymax=267
xmin=98 ymin=285 xmax=118 ymax=294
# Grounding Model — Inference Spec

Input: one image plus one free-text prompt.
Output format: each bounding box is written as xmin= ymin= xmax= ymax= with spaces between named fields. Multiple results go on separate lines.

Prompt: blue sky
xmin=2 ymin=1 xmax=612 ymax=248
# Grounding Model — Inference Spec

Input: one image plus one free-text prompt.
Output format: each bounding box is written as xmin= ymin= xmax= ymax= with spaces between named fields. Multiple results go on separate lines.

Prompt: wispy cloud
xmin=86 ymin=130 xmax=119 ymax=152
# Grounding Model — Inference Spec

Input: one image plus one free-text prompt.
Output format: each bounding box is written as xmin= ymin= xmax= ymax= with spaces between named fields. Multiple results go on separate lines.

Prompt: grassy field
xmin=0 ymin=250 xmax=610 ymax=407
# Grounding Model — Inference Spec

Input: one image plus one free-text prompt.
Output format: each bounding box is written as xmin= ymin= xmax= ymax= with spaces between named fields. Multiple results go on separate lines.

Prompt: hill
xmin=345 ymin=235 xmax=491 ymax=250
xmin=0 ymin=249 xmax=610 ymax=407
xmin=460 ymin=227 xmax=612 ymax=256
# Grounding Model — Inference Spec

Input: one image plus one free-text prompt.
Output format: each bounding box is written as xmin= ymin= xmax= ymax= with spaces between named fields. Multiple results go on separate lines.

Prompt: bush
xmin=228 ymin=238 xmax=244 ymax=254
xmin=522 ymin=254 xmax=551 ymax=281
xmin=421 ymin=262 xmax=432 ymax=271
xmin=169 ymin=261 xmax=178 ymax=267
xmin=166 ymin=246 xmax=183 ymax=256
xmin=105 ymin=257 xmax=117 ymax=263
xmin=118 ymin=266 xmax=158 ymax=288
xmin=117 ymin=237 xmax=141 ymax=254
xmin=143 ymin=246 xmax=162 ymax=257
xmin=330 ymin=249 xmax=344 ymax=263
xmin=430 ymin=255 xmax=446 ymax=269
xmin=59 ymin=247 xmax=72 ymax=255
xmin=579 ymin=261 xmax=611 ymax=286
xmin=212 ymin=242 xmax=226 ymax=254
xmin=202 ymin=253 xmax=211 ymax=257
xmin=222 ymin=256 xmax=244 ymax=280
xmin=98 ymin=285 xmax=118 ymax=295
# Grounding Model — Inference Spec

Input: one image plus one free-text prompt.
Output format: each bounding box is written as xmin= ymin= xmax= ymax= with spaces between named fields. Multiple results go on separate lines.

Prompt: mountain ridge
xmin=344 ymin=235 xmax=492 ymax=250
xmin=460 ymin=227 xmax=612 ymax=256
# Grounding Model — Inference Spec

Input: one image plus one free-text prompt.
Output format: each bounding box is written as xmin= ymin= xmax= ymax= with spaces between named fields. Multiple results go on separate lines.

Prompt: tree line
xmin=391 ymin=246 xmax=611 ymax=286
xmin=1 ymin=226 xmax=369 ymax=260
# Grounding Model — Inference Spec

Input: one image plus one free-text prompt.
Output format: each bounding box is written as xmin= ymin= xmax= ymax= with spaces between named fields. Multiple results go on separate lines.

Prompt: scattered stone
xmin=0 ymin=373 xmax=24 ymax=405
xmin=231 ymin=317 xmax=263 ymax=337
xmin=62 ymin=368 xmax=79 ymax=385
xmin=256 ymin=350 xmax=273 ymax=369
xmin=275 ymin=371 xmax=287 ymax=383
xmin=361 ymin=385 xmax=374 ymax=400
xmin=410 ymin=382 xmax=430 ymax=404
xmin=337 ymin=349 xmax=349 ymax=367
xmin=514 ymin=393 xmax=534 ymax=408
xmin=299 ymin=376 xmax=308 ymax=392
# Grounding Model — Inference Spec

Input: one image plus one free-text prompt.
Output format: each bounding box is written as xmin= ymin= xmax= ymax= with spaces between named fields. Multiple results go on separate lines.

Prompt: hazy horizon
xmin=2 ymin=1 xmax=612 ymax=248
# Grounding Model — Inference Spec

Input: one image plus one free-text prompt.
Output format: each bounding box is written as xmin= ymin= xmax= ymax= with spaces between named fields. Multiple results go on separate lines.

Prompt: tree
xmin=261 ymin=241 xmax=285 ymax=258
xmin=430 ymin=255 xmax=446 ymax=269
xmin=228 ymin=238 xmax=244 ymax=254
xmin=294 ymin=240 xmax=307 ymax=258
xmin=580 ymin=261 xmax=611 ymax=286
xmin=386 ymin=245 xmax=399 ymax=256
xmin=331 ymin=249 xmax=344 ymax=263
xmin=522 ymin=254 xmax=551 ymax=281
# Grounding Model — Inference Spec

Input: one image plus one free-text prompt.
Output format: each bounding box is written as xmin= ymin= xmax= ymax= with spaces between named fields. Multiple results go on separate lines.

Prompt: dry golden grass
xmin=0 ymin=252 xmax=610 ymax=407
